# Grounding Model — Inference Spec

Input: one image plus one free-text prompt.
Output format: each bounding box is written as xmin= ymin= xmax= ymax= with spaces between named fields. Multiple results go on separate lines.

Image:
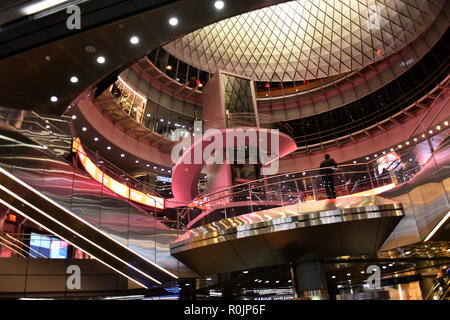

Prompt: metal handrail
xmin=177 ymin=84 xmax=450 ymax=227
xmin=286 ymin=61 xmax=449 ymax=144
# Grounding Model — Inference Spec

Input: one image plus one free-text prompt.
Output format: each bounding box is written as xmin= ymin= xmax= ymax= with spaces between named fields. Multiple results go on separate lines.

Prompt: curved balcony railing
xmin=270 ymin=58 xmax=449 ymax=149
xmin=108 ymin=79 xmax=199 ymax=142
xmin=177 ymin=90 xmax=450 ymax=230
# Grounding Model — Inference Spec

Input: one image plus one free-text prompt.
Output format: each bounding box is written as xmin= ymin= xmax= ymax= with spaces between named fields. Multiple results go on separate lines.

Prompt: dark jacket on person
xmin=319 ymin=158 xmax=338 ymax=175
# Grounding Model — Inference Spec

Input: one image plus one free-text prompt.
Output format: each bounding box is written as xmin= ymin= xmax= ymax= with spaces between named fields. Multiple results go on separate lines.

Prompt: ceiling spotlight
xmin=71 ymin=115 xmax=77 ymax=120
xmin=82 ymin=127 xmax=87 ymax=132
xmin=146 ymin=113 xmax=151 ymax=117
xmin=121 ymin=153 xmax=125 ymax=158
xmin=130 ymin=36 xmax=139 ymax=45
xmin=97 ymin=56 xmax=106 ymax=64
xmin=153 ymin=166 xmax=157 ymax=170
xmin=70 ymin=76 xmax=79 ymax=83
xmin=45 ymin=56 xmax=51 ymax=62
xmin=135 ymin=160 xmax=139 ymax=164
xmin=429 ymin=130 xmax=433 ymax=134
xmin=107 ymin=146 xmax=111 ymax=150
xmin=353 ymin=160 xmax=357 ymax=164
xmin=168 ymin=17 xmax=178 ymax=26
xmin=436 ymin=125 xmax=441 ymax=130
xmin=50 ymin=96 xmax=58 ymax=102
xmin=347 ymin=273 xmax=351 ymax=276
xmin=331 ymin=275 xmax=336 ymax=279
xmin=444 ymin=121 xmax=448 ymax=126
xmin=146 ymin=164 xmax=150 ymax=167
xmin=94 ymin=137 xmax=99 ymax=142
xmin=166 ymin=65 xmax=173 ymax=70
xmin=214 ymin=1 xmax=225 ymax=10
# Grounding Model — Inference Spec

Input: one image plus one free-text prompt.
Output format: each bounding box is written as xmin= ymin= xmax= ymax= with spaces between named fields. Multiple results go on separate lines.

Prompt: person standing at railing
xmin=320 ymin=154 xmax=338 ymax=199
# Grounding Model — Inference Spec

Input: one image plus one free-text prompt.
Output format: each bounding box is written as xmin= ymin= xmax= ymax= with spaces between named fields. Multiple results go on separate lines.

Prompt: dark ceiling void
xmin=0 ymin=1 xmax=180 ymax=59
xmin=0 ymin=0 xmax=288 ymax=115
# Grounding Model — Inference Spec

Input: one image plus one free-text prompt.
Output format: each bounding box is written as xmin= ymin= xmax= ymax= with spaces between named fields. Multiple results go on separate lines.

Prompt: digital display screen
xmin=29 ymin=233 xmax=68 ymax=259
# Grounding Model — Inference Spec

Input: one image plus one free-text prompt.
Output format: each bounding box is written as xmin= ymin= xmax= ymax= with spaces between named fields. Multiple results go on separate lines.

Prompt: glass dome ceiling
xmin=163 ymin=0 xmax=444 ymax=82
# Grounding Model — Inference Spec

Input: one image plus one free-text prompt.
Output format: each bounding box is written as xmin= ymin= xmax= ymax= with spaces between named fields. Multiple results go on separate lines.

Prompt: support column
xmin=292 ymin=256 xmax=329 ymax=300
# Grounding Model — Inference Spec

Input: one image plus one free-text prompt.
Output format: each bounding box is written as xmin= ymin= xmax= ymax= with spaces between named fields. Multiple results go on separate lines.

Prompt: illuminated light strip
xmin=0 ymin=184 xmax=161 ymax=285
xmin=76 ymin=139 xmax=164 ymax=209
xmin=117 ymin=76 xmax=147 ymax=101
xmin=0 ymin=198 xmax=148 ymax=289
xmin=424 ymin=210 xmax=450 ymax=242
xmin=21 ymin=0 xmax=69 ymax=15
xmin=0 ymin=166 xmax=177 ymax=279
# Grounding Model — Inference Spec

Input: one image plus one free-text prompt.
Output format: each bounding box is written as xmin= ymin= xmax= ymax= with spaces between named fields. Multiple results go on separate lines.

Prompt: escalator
xmin=0 ymin=124 xmax=182 ymax=288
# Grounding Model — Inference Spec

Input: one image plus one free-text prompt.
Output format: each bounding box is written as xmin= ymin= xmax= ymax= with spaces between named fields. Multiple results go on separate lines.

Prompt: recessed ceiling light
xmin=130 ymin=36 xmax=139 ymax=45
xmin=50 ymin=96 xmax=58 ymax=102
xmin=166 ymin=65 xmax=173 ymax=70
xmin=135 ymin=160 xmax=139 ymax=163
xmin=107 ymin=146 xmax=111 ymax=150
xmin=45 ymin=56 xmax=51 ymax=62
xmin=94 ymin=137 xmax=99 ymax=142
xmin=121 ymin=153 xmax=125 ymax=157
xmin=71 ymin=115 xmax=77 ymax=120
xmin=214 ymin=1 xmax=225 ymax=10
xmin=146 ymin=164 xmax=150 ymax=167
xmin=70 ymin=76 xmax=78 ymax=83
xmin=153 ymin=166 xmax=157 ymax=170
xmin=168 ymin=17 xmax=178 ymax=26
xmin=82 ymin=127 xmax=87 ymax=132
xmin=97 ymin=56 xmax=106 ymax=64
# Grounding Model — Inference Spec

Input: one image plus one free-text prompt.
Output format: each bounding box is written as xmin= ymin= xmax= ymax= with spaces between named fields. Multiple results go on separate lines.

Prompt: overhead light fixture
xmin=82 ymin=127 xmax=87 ymax=132
xmin=166 ymin=65 xmax=173 ymax=70
xmin=135 ymin=160 xmax=139 ymax=164
xmin=50 ymin=96 xmax=58 ymax=102
xmin=107 ymin=146 xmax=111 ymax=150
xmin=121 ymin=154 xmax=125 ymax=158
xmin=130 ymin=36 xmax=140 ymax=45
xmin=71 ymin=115 xmax=77 ymax=120
xmin=94 ymin=137 xmax=99 ymax=142
xmin=70 ymin=76 xmax=79 ymax=83
xmin=214 ymin=1 xmax=225 ymax=10
xmin=168 ymin=17 xmax=178 ymax=26
xmin=21 ymin=0 xmax=69 ymax=15
xmin=97 ymin=56 xmax=106 ymax=64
